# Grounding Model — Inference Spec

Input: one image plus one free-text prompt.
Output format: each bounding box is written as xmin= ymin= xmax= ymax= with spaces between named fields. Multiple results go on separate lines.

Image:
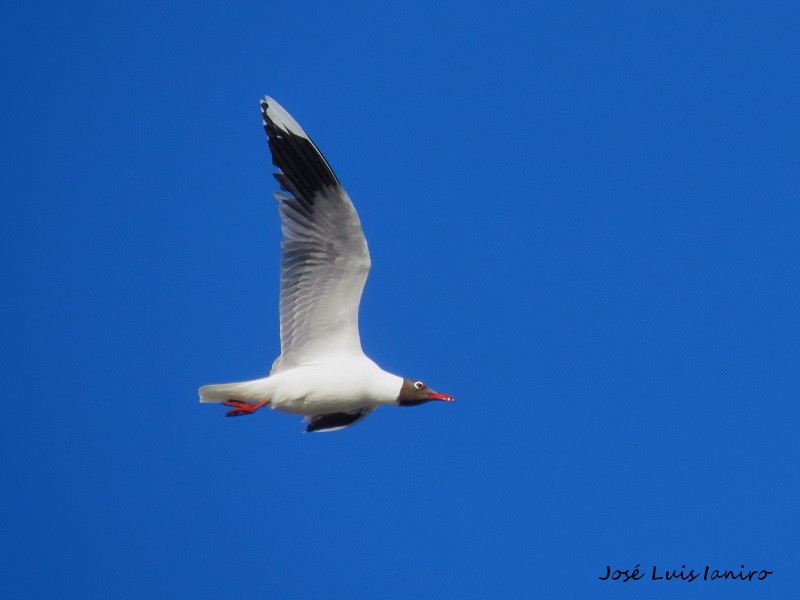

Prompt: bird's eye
xmin=414 ymin=381 xmax=424 ymax=390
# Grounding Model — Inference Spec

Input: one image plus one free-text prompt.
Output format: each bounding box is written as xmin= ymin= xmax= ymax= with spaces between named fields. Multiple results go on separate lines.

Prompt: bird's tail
xmin=198 ymin=382 xmax=250 ymax=404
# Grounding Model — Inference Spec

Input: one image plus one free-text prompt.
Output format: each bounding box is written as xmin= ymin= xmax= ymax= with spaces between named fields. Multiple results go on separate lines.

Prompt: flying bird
xmin=198 ymin=98 xmax=454 ymax=432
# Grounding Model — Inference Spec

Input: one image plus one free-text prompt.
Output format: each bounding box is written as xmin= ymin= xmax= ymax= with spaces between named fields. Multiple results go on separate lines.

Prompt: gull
xmin=198 ymin=97 xmax=454 ymax=432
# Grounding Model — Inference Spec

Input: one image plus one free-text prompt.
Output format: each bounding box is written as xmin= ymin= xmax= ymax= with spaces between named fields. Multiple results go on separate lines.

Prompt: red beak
xmin=426 ymin=392 xmax=455 ymax=402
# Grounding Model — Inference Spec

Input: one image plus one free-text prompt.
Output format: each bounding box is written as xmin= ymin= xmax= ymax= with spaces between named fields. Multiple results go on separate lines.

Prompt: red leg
xmin=222 ymin=399 xmax=270 ymax=417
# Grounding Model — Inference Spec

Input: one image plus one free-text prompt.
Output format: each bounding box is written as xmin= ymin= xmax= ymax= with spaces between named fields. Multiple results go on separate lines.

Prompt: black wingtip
xmin=259 ymin=97 xmax=340 ymax=201
xmin=303 ymin=409 xmax=373 ymax=432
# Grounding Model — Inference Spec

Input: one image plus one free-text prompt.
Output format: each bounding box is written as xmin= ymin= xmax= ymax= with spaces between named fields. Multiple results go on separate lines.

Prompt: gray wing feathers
xmin=261 ymin=98 xmax=371 ymax=374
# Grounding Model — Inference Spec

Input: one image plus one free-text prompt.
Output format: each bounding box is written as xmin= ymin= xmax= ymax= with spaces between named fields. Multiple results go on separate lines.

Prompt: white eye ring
xmin=414 ymin=381 xmax=424 ymax=390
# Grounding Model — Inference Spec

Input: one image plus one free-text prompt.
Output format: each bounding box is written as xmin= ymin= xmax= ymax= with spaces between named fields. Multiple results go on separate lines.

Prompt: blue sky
xmin=2 ymin=1 xmax=798 ymax=598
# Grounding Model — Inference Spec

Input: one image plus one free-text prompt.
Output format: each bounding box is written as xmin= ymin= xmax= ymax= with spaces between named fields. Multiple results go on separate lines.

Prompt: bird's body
xmin=200 ymin=357 xmax=402 ymax=416
xmin=198 ymin=97 xmax=452 ymax=432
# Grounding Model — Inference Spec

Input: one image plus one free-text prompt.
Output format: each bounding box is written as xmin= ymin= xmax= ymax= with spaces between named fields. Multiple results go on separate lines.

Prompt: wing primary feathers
xmin=261 ymin=98 xmax=339 ymax=203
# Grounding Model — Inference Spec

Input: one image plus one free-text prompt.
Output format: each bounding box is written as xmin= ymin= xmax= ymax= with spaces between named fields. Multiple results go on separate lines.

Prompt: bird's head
xmin=396 ymin=378 xmax=455 ymax=406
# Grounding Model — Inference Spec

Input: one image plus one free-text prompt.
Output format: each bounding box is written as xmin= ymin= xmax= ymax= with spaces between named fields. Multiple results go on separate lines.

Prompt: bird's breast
xmin=268 ymin=362 xmax=395 ymax=416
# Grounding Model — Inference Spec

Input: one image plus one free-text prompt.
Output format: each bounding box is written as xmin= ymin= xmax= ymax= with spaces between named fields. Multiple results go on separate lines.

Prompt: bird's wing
xmin=303 ymin=408 xmax=374 ymax=433
xmin=260 ymin=97 xmax=371 ymax=374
